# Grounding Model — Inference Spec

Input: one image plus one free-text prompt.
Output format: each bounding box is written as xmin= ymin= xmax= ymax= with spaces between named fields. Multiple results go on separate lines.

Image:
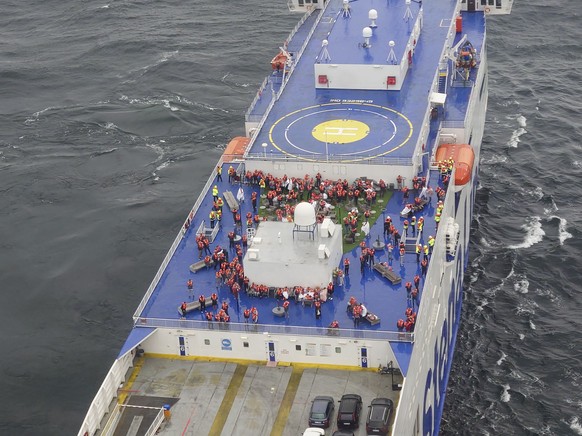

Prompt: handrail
xmin=276 ymin=5 xmax=327 ymax=101
xmin=136 ymin=317 xmax=415 ymax=343
xmin=77 ymin=352 xmax=134 ymax=436
xmin=245 ymin=76 xmax=270 ymax=122
xmin=240 ymin=152 xmax=413 ymax=166
xmin=132 ymin=164 xmax=219 ymax=320
xmin=144 ymin=407 xmax=165 ymax=436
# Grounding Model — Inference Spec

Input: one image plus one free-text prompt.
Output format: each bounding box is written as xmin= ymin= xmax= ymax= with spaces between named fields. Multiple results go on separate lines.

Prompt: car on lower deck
xmin=308 ymin=395 xmax=335 ymax=428
xmin=336 ymin=394 xmax=362 ymax=428
xmin=365 ymin=397 xmax=394 ymax=435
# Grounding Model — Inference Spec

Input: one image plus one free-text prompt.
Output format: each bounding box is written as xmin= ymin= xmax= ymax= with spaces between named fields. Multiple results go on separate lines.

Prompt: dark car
xmin=308 ymin=396 xmax=335 ymax=428
xmin=332 ymin=431 xmax=355 ymax=436
xmin=336 ymin=394 xmax=362 ymax=428
xmin=366 ymin=397 xmax=394 ymax=435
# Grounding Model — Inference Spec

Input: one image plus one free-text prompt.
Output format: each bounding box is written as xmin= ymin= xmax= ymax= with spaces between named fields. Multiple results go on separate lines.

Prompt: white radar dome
xmin=369 ymin=9 xmax=378 ymax=20
xmin=363 ymin=27 xmax=373 ymax=38
xmin=294 ymin=202 xmax=316 ymax=226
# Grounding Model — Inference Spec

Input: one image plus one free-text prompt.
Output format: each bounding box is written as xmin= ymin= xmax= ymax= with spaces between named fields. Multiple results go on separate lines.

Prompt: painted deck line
xmin=270 ymin=366 xmax=304 ymax=436
xmin=209 ymin=364 xmax=248 ymax=436
xmin=118 ymin=356 xmax=144 ymax=405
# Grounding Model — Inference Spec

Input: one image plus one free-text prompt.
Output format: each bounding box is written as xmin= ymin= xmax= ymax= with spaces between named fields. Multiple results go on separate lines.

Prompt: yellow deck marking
xmin=270 ymin=365 xmax=304 ymax=436
xmin=118 ymin=355 xmax=145 ymax=404
xmin=208 ymin=363 xmax=248 ymax=436
xmin=312 ymin=119 xmax=369 ymax=143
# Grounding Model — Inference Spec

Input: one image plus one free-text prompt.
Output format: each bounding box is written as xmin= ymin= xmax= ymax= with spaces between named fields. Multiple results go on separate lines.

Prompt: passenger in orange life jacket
xmin=283 ymin=300 xmax=290 ymax=318
xmin=180 ymin=302 xmax=187 ymax=318
xmin=222 ymin=301 xmax=229 ymax=316
xmin=243 ymin=308 xmax=250 ymax=322
xmin=344 ymin=257 xmax=350 ymax=275
xmin=198 ymin=294 xmax=206 ymax=311
xmin=206 ymin=311 xmax=213 ymax=324
xmin=314 ymin=300 xmax=322 ymax=319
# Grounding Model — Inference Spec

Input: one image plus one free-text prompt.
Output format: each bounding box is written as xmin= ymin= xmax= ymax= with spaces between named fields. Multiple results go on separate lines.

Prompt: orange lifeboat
xmin=223 ymin=136 xmax=250 ymax=162
xmin=271 ymin=51 xmax=288 ymax=71
xmin=434 ymin=143 xmax=474 ymax=186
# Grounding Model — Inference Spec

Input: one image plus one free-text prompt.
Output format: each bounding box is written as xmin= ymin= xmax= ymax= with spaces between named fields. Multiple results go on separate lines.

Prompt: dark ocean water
xmin=0 ymin=0 xmax=580 ymax=435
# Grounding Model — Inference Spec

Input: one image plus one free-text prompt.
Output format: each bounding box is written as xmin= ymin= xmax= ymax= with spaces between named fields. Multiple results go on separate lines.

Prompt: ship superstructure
xmin=79 ymin=1 xmax=512 ymax=435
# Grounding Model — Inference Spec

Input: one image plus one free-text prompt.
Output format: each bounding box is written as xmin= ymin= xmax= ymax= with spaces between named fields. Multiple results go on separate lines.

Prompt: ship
xmin=79 ymin=0 xmax=513 ymax=435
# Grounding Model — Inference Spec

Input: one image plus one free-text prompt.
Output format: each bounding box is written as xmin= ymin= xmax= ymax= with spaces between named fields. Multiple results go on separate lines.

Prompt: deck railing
xmin=239 ymin=152 xmax=414 ymax=166
xmin=132 ymin=165 xmax=219 ymax=320
xmin=135 ymin=317 xmax=415 ymax=343
xmin=245 ymin=76 xmax=271 ymax=123
xmin=77 ymin=352 xmax=134 ymax=436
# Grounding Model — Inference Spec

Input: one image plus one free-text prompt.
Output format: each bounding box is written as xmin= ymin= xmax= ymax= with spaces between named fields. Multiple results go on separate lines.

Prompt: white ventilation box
xmin=319 ymin=219 xmax=331 ymax=238
xmin=318 ymin=244 xmax=328 ymax=259
xmin=247 ymin=248 xmax=260 ymax=260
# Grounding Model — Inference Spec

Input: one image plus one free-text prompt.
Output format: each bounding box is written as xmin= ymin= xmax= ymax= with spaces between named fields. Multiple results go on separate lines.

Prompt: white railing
xmin=245 ymin=76 xmax=270 ymax=122
xmin=276 ymin=3 xmax=328 ymax=101
xmin=100 ymin=404 xmax=123 ymax=436
xmin=284 ymin=9 xmax=313 ymax=48
xmin=132 ymin=165 xmax=218 ymax=320
xmin=77 ymin=352 xmax=134 ymax=436
xmin=144 ymin=407 xmax=166 ymax=436
xmin=242 ymin=152 xmax=413 ymax=166
xmin=135 ymin=317 xmax=414 ymax=343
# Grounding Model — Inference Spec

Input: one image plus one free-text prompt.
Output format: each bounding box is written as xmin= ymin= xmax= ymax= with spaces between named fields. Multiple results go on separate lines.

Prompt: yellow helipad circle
xmin=312 ymin=119 xmax=369 ymax=144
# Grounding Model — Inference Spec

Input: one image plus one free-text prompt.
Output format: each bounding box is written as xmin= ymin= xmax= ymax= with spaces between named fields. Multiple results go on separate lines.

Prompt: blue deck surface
xmin=249 ymin=0 xmax=459 ymax=161
xmin=135 ymin=1 xmax=486 ymax=370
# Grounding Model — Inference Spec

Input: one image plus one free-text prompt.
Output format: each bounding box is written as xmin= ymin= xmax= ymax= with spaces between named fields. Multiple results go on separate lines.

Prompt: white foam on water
xmin=570 ymin=417 xmax=582 ymax=435
xmin=496 ymin=351 xmax=507 ymax=366
xmin=543 ymin=200 xmax=558 ymax=215
xmin=507 ymin=127 xmax=527 ymax=148
xmin=507 ymin=216 xmax=545 ymax=249
xmin=24 ymin=106 xmax=59 ymax=124
xmin=514 ymin=277 xmax=529 ymax=294
xmin=529 ymin=320 xmax=536 ymax=330
xmin=507 ymin=114 xmax=528 ymax=148
xmin=500 ymin=384 xmax=511 ymax=402
xmin=519 ymin=333 xmax=525 ymax=340
xmin=547 ymin=215 xmax=573 ymax=245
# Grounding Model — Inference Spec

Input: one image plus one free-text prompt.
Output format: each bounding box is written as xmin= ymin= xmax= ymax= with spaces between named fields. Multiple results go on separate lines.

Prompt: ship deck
xmin=248 ymin=0 xmax=462 ymax=161
xmin=130 ymin=1 xmax=486 ymax=375
xmin=115 ymin=356 xmax=402 ymax=436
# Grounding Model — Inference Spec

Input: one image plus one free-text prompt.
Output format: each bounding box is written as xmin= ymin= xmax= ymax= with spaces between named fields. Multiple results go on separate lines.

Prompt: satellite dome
xmin=294 ymin=202 xmax=316 ymax=226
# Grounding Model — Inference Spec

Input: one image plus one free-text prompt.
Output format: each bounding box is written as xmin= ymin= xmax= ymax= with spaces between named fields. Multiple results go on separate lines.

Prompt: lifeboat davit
xmin=435 ymin=143 xmax=475 ymax=187
xmin=271 ymin=51 xmax=288 ymax=71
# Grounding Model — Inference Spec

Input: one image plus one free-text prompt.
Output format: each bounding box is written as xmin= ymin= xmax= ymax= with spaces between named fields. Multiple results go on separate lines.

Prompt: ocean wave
xmin=24 ymin=106 xmax=60 ymax=124
xmin=570 ymin=417 xmax=582 ymax=435
xmin=90 ymin=148 xmax=117 ymax=157
xmin=500 ymin=384 xmax=511 ymax=402
xmin=122 ymin=50 xmax=179 ymax=80
xmin=507 ymin=216 xmax=545 ymax=249
xmin=507 ymin=114 xmax=528 ymax=148
xmin=546 ymin=215 xmax=573 ymax=245
xmin=513 ymin=277 xmax=529 ymax=294
xmin=496 ymin=351 xmax=507 ymax=366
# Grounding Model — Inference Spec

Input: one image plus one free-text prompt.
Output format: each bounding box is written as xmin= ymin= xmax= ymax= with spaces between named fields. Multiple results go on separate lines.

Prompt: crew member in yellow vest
xmin=209 ymin=210 xmax=217 ymax=229
xmin=423 ymin=245 xmax=429 ymax=261
xmin=410 ymin=216 xmax=417 ymax=236
xmin=212 ymin=185 xmax=219 ymax=201
xmin=403 ymin=220 xmax=409 ymax=237
xmin=428 ymin=235 xmax=435 ymax=254
xmin=415 ymin=244 xmax=422 ymax=263
xmin=216 ymin=165 xmax=222 ymax=182
xmin=417 ymin=217 xmax=424 ymax=234
xmin=435 ymin=213 xmax=441 ymax=228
